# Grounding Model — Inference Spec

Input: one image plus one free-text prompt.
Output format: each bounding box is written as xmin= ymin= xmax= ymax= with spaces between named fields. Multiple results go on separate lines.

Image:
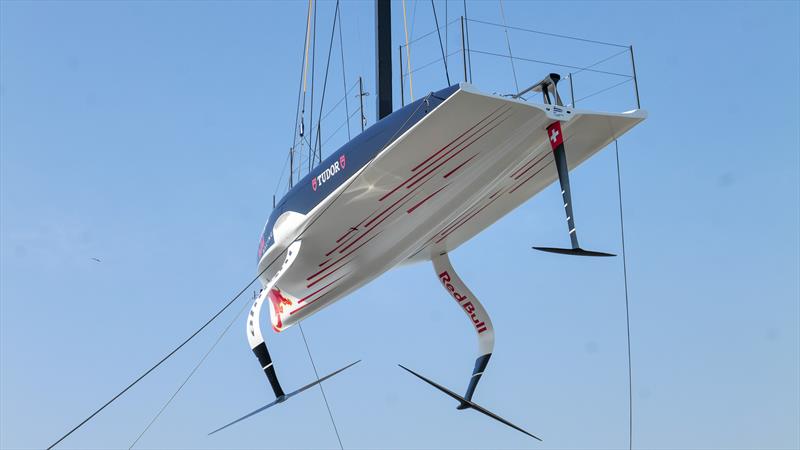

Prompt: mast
xmin=375 ymin=0 xmax=393 ymax=120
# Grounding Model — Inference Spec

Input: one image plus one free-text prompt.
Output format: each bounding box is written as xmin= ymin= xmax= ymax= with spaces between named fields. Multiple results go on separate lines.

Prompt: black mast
xmin=375 ymin=0 xmax=392 ymax=120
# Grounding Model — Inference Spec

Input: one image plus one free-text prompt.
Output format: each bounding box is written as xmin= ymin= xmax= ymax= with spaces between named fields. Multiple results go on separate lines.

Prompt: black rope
xmin=430 ymin=0 xmax=450 ymax=86
xmin=128 ymin=293 xmax=253 ymax=449
xmin=615 ymin=140 xmax=634 ymax=450
xmin=299 ymin=323 xmax=344 ymax=450
xmin=45 ymin=264 xmax=276 ymax=449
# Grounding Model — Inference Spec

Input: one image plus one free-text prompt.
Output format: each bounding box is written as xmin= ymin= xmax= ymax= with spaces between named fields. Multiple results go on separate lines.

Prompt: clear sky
xmin=1 ymin=1 xmax=798 ymax=449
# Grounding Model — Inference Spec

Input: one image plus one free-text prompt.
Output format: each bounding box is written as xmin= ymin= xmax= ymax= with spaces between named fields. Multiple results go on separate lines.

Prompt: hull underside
xmin=261 ymin=84 xmax=645 ymax=331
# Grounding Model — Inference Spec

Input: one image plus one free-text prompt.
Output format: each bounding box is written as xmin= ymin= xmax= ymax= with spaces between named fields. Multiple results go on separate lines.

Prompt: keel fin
xmin=398 ymin=364 xmax=542 ymax=441
xmin=532 ymin=246 xmax=615 ymax=257
xmin=209 ymin=360 xmax=360 ymax=436
xmin=534 ymin=118 xmax=614 ymax=257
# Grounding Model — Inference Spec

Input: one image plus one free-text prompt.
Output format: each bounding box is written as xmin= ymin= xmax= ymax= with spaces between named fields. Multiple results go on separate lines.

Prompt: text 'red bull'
xmin=438 ymin=271 xmax=488 ymax=334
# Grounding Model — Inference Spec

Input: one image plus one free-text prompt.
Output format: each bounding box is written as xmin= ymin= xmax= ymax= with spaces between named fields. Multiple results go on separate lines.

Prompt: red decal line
xmin=380 ymin=106 xmax=508 ymax=202
xmin=308 ymin=230 xmax=385 ymax=284
xmin=443 ymin=153 xmax=479 ymax=179
xmin=299 ymin=274 xmax=347 ymax=303
xmin=435 ymin=195 xmax=504 ymax=244
xmin=366 ymin=184 xmax=422 ymax=228
xmin=513 ymin=151 xmax=551 ymax=180
xmin=407 ymin=184 xmax=448 ymax=214
xmin=406 ymin=113 xmax=511 ymax=190
xmin=340 ymin=186 xmax=419 ymax=254
xmin=411 ymin=105 xmax=505 ymax=172
xmin=438 ymin=202 xmax=483 ymax=237
xmin=511 ymin=150 xmax=549 ymax=179
xmin=489 ymin=188 xmax=505 ymax=200
xmin=290 ymin=289 xmax=334 ymax=315
xmin=326 ymin=227 xmax=360 ymax=256
xmin=318 ymin=258 xmax=332 ymax=267
xmin=509 ymin=160 xmax=554 ymax=194
xmin=335 ymin=227 xmax=358 ymax=244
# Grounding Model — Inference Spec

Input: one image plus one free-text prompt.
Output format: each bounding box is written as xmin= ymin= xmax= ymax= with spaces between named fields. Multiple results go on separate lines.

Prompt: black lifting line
xmin=615 ymin=140 xmax=634 ymax=450
xmin=299 ymin=323 xmax=344 ymax=450
xmin=45 ymin=264 xmax=275 ymax=449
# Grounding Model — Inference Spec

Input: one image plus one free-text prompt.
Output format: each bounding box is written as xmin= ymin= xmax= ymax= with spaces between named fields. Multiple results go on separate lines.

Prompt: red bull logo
xmin=438 ymin=271 xmax=488 ymax=334
xmin=268 ymin=288 xmax=293 ymax=332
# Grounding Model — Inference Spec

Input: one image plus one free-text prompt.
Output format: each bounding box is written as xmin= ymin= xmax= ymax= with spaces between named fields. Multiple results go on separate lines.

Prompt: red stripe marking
xmin=406 ymin=113 xmax=511 ymax=190
xmin=511 ymin=150 xmax=548 ymax=179
xmin=489 ymin=188 xmax=504 ymax=200
xmin=435 ymin=194 xmax=504 ymax=244
xmin=326 ymin=227 xmax=360 ymax=257
xmin=443 ymin=153 xmax=479 ymax=179
xmin=438 ymin=202 xmax=483 ymax=237
xmin=411 ymin=105 xmax=504 ymax=172
xmin=318 ymin=258 xmax=331 ymax=267
xmin=290 ymin=288 xmax=336 ymax=315
xmin=380 ymin=107 xmax=507 ymax=202
xmin=299 ymin=274 xmax=347 ymax=303
xmin=306 ymin=230 xmax=383 ymax=287
xmin=366 ymin=185 xmax=422 ymax=228
xmin=339 ymin=187 xmax=419 ymax=254
xmin=334 ymin=209 xmax=377 ymax=243
xmin=407 ymin=184 xmax=448 ymax=214
xmin=509 ymin=160 xmax=554 ymax=194
xmin=335 ymin=227 xmax=358 ymax=244
xmin=513 ymin=151 xmax=551 ymax=180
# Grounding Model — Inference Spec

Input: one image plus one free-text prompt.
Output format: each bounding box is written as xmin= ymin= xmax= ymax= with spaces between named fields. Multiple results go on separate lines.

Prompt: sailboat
xmin=220 ymin=0 xmax=646 ymax=440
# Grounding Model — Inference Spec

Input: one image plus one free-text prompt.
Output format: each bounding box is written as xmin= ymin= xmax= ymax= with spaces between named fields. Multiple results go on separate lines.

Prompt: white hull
xmin=260 ymin=84 xmax=646 ymax=331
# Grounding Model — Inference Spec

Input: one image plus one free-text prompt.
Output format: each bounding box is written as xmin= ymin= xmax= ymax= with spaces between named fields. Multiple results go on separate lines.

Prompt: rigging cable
xmin=337 ymin=1 xmax=351 ymax=141
xmin=309 ymin=0 xmax=318 ymax=172
xmin=299 ymin=0 xmax=315 ymax=183
xmin=615 ymin=140 xmax=634 ymax=450
xmin=288 ymin=0 xmax=315 ymax=193
xmin=463 ymin=0 xmax=472 ymax=82
xmin=401 ymin=0 xmax=415 ymax=100
xmin=128 ymin=292 xmax=253 ymax=449
xmin=314 ymin=0 xmax=342 ymax=164
xmin=299 ymin=323 xmax=344 ymax=450
xmin=498 ymin=0 xmax=519 ymax=93
xmin=45 ymin=266 xmax=276 ymax=449
xmin=430 ymin=0 xmax=451 ymax=86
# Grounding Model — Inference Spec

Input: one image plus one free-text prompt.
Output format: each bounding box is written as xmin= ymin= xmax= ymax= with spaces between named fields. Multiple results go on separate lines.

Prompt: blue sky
xmin=1 ymin=1 xmax=798 ymax=449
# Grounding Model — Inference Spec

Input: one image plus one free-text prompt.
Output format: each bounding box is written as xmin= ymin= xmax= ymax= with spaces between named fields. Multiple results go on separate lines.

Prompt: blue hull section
xmin=259 ymin=84 xmax=459 ymax=258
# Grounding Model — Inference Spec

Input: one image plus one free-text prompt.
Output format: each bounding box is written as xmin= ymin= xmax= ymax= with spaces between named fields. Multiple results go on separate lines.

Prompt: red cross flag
xmin=546 ymin=121 xmax=564 ymax=150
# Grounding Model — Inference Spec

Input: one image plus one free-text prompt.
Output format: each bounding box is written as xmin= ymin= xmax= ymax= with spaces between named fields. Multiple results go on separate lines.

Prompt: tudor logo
xmin=438 ymin=270 xmax=489 ymax=334
xmin=312 ymin=154 xmax=346 ymax=192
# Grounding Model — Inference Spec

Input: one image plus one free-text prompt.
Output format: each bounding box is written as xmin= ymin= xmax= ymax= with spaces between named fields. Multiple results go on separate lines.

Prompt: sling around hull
xmin=258 ymin=83 xmax=646 ymax=332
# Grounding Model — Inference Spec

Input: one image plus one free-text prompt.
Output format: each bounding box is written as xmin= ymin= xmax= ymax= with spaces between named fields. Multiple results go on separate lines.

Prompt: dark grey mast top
xmin=375 ymin=0 xmax=393 ymax=120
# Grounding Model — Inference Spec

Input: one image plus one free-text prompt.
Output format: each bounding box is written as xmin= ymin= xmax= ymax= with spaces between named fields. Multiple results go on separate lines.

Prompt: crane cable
xmin=615 ymin=140 xmax=634 ymax=450
xmin=45 ymin=263 xmax=277 ymax=449
xmin=401 ymin=0 xmax=415 ymax=100
xmin=127 ymin=292 xmax=254 ymax=449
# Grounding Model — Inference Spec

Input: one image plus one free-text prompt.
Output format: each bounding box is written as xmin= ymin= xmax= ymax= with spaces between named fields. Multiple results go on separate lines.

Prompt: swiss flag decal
xmin=546 ymin=121 xmax=564 ymax=150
